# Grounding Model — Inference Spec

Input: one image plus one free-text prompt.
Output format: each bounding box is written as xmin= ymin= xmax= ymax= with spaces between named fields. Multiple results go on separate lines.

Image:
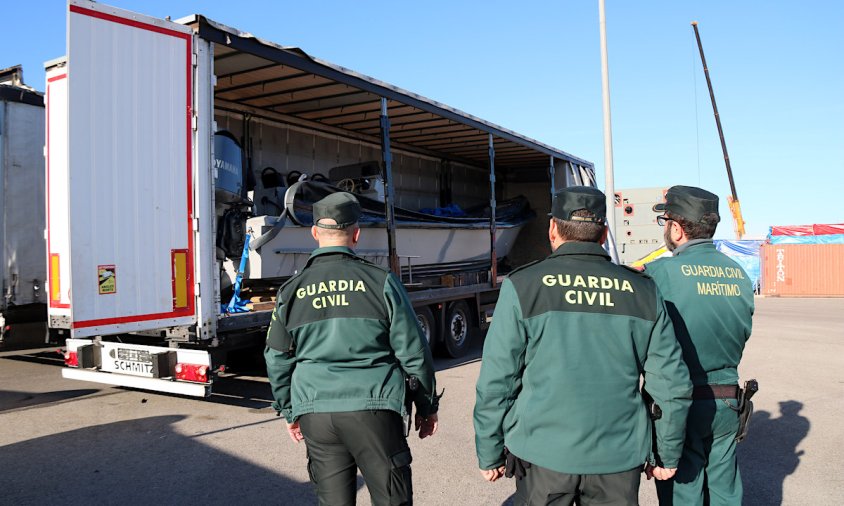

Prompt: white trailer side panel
xmin=46 ymin=64 xmax=71 ymax=317
xmin=65 ymin=0 xmax=196 ymax=337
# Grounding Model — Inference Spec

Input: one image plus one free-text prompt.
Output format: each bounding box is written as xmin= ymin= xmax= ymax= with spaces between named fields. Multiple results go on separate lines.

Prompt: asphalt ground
xmin=0 ymin=297 xmax=842 ymax=505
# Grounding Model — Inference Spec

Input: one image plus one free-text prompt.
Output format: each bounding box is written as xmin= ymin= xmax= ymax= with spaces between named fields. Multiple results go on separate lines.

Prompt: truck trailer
xmin=51 ymin=0 xmax=597 ymax=396
xmin=0 ymin=65 xmax=47 ymax=348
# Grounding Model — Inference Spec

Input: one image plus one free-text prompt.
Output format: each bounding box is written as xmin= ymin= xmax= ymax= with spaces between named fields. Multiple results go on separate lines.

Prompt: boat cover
xmin=283 ymin=181 xmax=535 ymax=228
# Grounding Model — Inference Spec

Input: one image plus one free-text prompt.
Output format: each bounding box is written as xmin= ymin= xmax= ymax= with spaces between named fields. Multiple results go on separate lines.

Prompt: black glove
xmin=504 ymin=448 xmax=531 ymax=480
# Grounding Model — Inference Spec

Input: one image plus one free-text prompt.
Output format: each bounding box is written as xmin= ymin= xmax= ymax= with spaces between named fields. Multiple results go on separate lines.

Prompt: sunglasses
xmin=656 ymin=215 xmax=672 ymax=226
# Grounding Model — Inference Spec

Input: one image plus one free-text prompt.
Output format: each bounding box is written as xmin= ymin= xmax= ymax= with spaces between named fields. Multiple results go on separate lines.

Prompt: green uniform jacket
xmin=474 ymin=242 xmax=692 ymax=474
xmin=646 ymin=240 xmax=754 ymax=387
xmin=264 ymin=246 xmax=438 ymax=423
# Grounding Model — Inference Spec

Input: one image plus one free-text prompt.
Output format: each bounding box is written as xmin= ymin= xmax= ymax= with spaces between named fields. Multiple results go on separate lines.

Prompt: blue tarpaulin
xmin=418 ymin=203 xmax=467 ymax=218
xmin=714 ymin=240 xmax=763 ymax=292
xmin=768 ymin=234 xmax=844 ymax=245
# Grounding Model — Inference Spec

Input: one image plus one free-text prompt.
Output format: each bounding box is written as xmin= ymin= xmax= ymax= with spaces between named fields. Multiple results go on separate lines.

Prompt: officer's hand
xmin=286 ymin=421 xmax=304 ymax=443
xmin=480 ymin=466 xmax=506 ymax=482
xmin=650 ymin=466 xmax=677 ymax=480
xmin=415 ymin=412 xmax=438 ymax=439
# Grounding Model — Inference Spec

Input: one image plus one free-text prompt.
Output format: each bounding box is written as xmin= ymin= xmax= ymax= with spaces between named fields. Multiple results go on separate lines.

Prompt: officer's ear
xmin=600 ymin=225 xmax=609 ymax=245
xmin=670 ymin=220 xmax=685 ymax=243
xmin=548 ymin=218 xmax=558 ymax=244
xmin=351 ymin=226 xmax=361 ymax=245
xmin=311 ymin=225 xmax=320 ymax=243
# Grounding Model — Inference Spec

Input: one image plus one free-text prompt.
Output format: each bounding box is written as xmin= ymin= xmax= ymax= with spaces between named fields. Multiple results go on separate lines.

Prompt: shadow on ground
xmin=739 ymin=400 xmax=809 ymax=506
xmin=1 ymin=414 xmax=315 ymax=505
xmin=0 ymin=333 xmax=488 ymax=413
xmin=0 ymin=388 xmax=101 ymax=413
xmin=2 ymin=350 xmax=65 ymax=367
xmin=490 ymin=400 xmax=811 ymax=506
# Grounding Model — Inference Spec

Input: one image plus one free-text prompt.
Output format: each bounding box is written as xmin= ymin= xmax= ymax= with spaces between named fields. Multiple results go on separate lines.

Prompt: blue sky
xmin=4 ymin=1 xmax=842 ymax=239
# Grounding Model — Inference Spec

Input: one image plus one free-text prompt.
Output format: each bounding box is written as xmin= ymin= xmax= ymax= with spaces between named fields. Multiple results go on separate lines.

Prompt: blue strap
xmin=223 ymin=232 xmax=252 ymax=314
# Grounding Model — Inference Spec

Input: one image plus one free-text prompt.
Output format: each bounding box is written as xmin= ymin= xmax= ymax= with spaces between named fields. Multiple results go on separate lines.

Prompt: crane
xmin=691 ymin=21 xmax=746 ymax=240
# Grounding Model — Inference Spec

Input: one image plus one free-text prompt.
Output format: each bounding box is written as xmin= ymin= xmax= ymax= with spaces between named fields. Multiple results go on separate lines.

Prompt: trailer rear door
xmin=60 ymin=0 xmax=196 ymax=337
xmin=46 ymin=61 xmax=71 ymax=323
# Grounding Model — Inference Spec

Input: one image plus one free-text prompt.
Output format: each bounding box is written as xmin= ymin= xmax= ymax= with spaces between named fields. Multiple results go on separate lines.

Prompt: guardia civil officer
xmin=474 ymin=186 xmax=693 ymax=506
xmin=264 ymin=192 xmax=440 ymax=506
xmin=647 ymin=186 xmax=754 ymax=505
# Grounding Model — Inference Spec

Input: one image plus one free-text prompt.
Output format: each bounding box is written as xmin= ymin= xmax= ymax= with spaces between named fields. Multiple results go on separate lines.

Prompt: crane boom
xmin=691 ymin=21 xmax=746 ymax=240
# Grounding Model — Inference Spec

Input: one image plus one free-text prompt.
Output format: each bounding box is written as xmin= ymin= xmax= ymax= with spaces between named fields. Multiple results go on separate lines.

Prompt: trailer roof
xmin=178 ymin=15 xmax=593 ymax=175
xmin=0 ymin=85 xmax=43 ymax=108
xmin=0 ymin=65 xmax=43 ymax=107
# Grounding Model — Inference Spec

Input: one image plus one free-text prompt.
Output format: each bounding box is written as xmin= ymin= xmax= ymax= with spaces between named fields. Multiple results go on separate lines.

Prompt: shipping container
xmin=760 ymin=244 xmax=844 ymax=297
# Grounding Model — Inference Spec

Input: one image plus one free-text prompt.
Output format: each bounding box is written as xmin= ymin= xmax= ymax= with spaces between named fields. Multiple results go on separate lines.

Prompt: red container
xmin=760 ymin=244 xmax=844 ymax=297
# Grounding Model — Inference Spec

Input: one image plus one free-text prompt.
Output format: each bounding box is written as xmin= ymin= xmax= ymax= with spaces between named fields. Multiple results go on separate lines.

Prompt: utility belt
xmin=693 ymin=380 xmax=759 ymax=442
xmin=692 ymin=384 xmax=739 ymax=400
xmin=644 ymin=379 xmax=759 ymax=442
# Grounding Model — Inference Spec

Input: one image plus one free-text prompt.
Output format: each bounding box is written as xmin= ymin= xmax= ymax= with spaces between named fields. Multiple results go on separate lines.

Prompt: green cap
xmin=653 ymin=185 xmax=721 ymax=223
xmin=312 ymin=192 xmax=361 ymax=229
xmin=549 ymin=186 xmax=606 ymax=223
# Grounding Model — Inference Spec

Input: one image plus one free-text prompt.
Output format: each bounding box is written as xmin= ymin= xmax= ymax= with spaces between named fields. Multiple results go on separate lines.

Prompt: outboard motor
xmin=214 ymin=131 xmax=249 ymax=259
xmin=214 ymin=131 xmax=244 ymax=203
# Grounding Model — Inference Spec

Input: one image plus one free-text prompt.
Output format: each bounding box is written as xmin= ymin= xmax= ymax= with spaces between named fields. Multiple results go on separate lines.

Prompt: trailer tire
xmin=414 ymin=306 xmax=437 ymax=347
xmin=442 ymin=300 xmax=472 ymax=358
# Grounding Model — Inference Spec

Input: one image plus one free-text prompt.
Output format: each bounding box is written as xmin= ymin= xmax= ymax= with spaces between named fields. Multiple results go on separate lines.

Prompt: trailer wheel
xmin=443 ymin=300 xmax=471 ymax=358
xmin=414 ymin=306 xmax=437 ymax=347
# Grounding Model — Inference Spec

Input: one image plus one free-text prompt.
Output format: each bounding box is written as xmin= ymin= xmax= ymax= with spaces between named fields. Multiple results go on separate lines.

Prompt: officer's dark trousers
xmin=513 ymin=464 xmax=641 ymax=506
xmin=655 ymin=398 xmax=742 ymax=506
xmin=299 ymin=410 xmax=413 ymax=506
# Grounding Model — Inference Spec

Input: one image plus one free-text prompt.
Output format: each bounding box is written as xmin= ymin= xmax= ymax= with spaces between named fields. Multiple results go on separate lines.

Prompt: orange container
xmin=760 ymin=244 xmax=844 ymax=297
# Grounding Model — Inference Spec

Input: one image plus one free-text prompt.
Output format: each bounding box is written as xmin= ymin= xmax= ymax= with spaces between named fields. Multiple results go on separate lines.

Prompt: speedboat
xmin=227 ymin=178 xmax=534 ymax=284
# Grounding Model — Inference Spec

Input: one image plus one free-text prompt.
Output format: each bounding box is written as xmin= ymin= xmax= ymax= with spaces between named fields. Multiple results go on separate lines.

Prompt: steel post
xmin=488 ymin=133 xmax=497 ymax=287
xmin=598 ymin=0 xmax=620 ymax=263
xmin=379 ymin=98 xmax=400 ymax=276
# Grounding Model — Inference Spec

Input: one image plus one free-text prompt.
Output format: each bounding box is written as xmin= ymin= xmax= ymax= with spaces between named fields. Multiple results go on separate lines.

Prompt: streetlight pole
xmin=598 ymin=0 xmax=619 ymax=263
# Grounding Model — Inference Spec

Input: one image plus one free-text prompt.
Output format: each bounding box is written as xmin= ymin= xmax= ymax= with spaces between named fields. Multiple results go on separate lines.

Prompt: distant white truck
xmin=0 ymin=65 xmax=47 ymax=347
xmin=51 ymin=1 xmax=596 ymax=396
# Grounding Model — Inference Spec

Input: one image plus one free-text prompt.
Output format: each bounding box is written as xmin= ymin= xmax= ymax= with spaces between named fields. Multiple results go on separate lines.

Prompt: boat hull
xmin=230 ymin=216 xmax=527 ymax=282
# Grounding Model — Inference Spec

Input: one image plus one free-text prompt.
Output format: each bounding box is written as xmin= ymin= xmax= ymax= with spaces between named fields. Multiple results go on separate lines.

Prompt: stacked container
xmin=760 ymin=224 xmax=844 ymax=297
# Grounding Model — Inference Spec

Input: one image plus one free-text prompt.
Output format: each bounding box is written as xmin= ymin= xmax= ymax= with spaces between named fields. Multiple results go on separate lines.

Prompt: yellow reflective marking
xmin=174 ymin=252 xmax=188 ymax=308
xmin=50 ymin=254 xmax=60 ymax=301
